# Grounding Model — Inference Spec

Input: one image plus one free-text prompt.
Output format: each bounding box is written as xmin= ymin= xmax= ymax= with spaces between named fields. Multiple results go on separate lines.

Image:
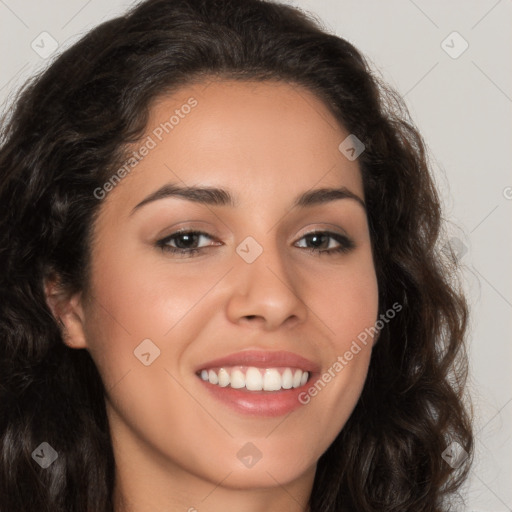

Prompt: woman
xmin=0 ymin=0 xmax=473 ymax=510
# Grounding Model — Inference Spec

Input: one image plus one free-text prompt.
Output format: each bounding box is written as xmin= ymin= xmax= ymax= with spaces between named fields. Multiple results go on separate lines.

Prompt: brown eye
xmin=156 ymin=230 xmax=219 ymax=257
xmin=295 ymin=231 xmax=355 ymax=255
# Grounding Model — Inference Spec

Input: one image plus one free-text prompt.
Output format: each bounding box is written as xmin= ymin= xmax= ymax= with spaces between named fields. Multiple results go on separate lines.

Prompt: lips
xmin=195 ymin=350 xmax=320 ymax=417
xmin=196 ymin=350 xmax=319 ymax=374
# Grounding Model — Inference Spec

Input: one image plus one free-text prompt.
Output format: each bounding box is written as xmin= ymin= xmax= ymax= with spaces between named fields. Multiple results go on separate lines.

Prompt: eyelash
xmin=156 ymin=229 xmax=355 ymax=258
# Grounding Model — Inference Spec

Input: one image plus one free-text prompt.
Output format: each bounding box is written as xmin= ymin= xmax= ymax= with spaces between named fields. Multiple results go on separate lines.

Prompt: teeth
xmin=218 ymin=368 xmax=230 ymax=387
xmin=199 ymin=366 xmax=310 ymax=391
xmin=246 ymin=367 xmax=263 ymax=390
xmin=263 ymin=369 xmax=282 ymax=391
xmin=230 ymin=369 xmax=245 ymax=389
xmin=292 ymin=369 xmax=302 ymax=388
xmin=208 ymin=369 xmax=218 ymax=385
xmin=282 ymin=368 xmax=293 ymax=389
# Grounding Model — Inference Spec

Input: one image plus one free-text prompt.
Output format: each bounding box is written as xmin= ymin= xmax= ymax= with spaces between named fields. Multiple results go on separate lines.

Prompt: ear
xmin=44 ymin=276 xmax=88 ymax=349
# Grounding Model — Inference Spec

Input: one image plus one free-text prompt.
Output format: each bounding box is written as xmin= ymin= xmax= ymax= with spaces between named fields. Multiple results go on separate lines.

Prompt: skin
xmin=46 ymin=79 xmax=379 ymax=512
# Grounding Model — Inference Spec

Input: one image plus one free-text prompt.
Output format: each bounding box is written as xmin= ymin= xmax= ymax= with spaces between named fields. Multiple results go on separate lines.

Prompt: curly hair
xmin=0 ymin=0 xmax=472 ymax=510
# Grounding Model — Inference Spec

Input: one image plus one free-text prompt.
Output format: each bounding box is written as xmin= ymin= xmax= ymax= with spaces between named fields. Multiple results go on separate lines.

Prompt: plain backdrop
xmin=1 ymin=1 xmax=511 ymax=510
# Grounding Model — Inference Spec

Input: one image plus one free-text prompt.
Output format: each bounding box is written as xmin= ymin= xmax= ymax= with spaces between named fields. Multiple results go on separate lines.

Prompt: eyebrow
xmin=130 ymin=183 xmax=366 ymax=215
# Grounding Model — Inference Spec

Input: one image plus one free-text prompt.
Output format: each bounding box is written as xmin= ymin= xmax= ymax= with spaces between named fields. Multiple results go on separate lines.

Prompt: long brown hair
xmin=0 ymin=0 xmax=472 ymax=510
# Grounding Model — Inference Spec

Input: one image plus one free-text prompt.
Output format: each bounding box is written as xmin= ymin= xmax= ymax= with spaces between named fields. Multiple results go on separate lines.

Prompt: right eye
xmin=156 ymin=230 xmax=221 ymax=257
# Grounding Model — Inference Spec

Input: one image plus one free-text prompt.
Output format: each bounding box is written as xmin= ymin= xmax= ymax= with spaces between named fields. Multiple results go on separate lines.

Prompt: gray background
xmin=1 ymin=1 xmax=510 ymax=510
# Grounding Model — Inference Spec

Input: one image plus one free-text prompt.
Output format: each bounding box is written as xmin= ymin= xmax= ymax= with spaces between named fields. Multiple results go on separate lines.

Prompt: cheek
xmin=88 ymin=233 xmax=235 ymax=329
xmin=81 ymin=242 xmax=236 ymax=396
xmin=295 ymin=253 xmax=378 ymax=426
xmin=83 ymin=241 xmax=204 ymax=334
xmin=302 ymin=252 xmax=379 ymax=344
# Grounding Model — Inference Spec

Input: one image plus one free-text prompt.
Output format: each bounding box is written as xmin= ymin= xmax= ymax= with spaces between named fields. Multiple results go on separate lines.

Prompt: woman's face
xmin=61 ymin=80 xmax=378 ymax=497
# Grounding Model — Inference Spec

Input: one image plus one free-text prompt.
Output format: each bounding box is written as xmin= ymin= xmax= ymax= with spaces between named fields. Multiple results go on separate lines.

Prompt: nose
xmin=225 ymin=239 xmax=308 ymax=331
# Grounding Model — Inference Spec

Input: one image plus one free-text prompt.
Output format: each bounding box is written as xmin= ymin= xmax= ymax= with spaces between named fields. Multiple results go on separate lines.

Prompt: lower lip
xmin=197 ymin=375 xmax=315 ymax=417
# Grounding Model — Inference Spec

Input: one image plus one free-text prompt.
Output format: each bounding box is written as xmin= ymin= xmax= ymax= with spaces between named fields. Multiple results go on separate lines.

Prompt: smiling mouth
xmin=197 ymin=366 xmax=310 ymax=392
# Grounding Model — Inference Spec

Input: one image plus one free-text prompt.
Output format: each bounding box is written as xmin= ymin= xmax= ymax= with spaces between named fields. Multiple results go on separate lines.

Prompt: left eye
xmin=295 ymin=231 xmax=352 ymax=252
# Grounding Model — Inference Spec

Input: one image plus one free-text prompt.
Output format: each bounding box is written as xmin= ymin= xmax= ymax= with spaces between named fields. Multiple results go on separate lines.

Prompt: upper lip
xmin=196 ymin=350 xmax=320 ymax=373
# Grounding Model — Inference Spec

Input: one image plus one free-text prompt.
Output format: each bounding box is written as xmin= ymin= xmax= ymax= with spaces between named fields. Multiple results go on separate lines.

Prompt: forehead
xmin=100 ymin=79 xmax=364 ymax=216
